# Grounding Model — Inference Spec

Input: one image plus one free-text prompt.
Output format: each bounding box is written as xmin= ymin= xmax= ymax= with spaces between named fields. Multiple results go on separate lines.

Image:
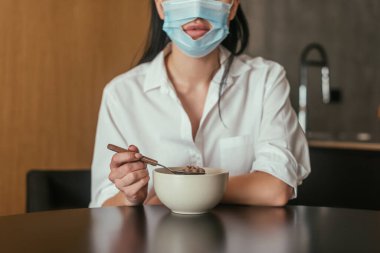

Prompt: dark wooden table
xmin=1 ymin=205 xmax=380 ymax=253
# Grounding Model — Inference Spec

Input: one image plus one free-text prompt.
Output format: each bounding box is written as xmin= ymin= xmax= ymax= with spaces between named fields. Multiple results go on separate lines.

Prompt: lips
xmin=182 ymin=23 xmax=210 ymax=40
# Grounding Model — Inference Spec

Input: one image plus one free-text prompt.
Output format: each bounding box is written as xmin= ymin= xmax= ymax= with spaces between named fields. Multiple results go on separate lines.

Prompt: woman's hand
xmin=108 ymin=145 xmax=150 ymax=206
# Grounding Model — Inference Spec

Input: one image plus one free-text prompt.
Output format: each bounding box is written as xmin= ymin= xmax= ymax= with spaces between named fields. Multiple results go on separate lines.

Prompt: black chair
xmin=26 ymin=169 xmax=91 ymax=212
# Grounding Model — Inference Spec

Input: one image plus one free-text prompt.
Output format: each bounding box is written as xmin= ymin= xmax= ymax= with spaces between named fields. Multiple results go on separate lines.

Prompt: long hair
xmin=138 ymin=0 xmax=250 ymax=124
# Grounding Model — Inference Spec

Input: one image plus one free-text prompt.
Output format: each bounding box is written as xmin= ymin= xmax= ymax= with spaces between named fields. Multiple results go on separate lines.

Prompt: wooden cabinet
xmin=289 ymin=147 xmax=380 ymax=210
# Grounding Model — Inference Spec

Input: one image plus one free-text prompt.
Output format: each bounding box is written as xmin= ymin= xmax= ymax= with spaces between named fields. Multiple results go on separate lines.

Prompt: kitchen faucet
xmin=298 ymin=43 xmax=331 ymax=132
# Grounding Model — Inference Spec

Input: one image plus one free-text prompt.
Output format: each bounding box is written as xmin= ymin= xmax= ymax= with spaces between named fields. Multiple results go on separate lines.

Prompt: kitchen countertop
xmin=308 ymin=139 xmax=380 ymax=151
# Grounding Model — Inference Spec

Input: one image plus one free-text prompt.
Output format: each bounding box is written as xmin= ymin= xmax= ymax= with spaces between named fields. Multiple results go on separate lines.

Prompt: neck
xmin=165 ymin=44 xmax=220 ymax=93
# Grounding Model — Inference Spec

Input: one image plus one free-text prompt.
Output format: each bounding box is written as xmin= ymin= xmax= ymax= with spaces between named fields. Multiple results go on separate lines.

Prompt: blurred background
xmin=245 ymin=0 xmax=380 ymax=139
xmin=0 ymin=0 xmax=379 ymax=216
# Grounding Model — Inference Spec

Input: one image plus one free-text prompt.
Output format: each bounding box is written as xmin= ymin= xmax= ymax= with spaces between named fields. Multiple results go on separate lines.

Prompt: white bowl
xmin=153 ymin=167 xmax=229 ymax=215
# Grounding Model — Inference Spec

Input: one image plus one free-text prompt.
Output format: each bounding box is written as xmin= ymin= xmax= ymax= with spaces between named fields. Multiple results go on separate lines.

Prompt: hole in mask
xmin=181 ymin=18 xmax=213 ymax=41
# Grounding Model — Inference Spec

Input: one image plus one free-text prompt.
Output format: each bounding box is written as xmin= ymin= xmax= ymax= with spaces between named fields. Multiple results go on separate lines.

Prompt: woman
xmin=89 ymin=0 xmax=311 ymax=208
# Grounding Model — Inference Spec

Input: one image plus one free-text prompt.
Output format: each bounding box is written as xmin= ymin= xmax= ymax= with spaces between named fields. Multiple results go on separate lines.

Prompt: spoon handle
xmin=107 ymin=144 xmax=127 ymax=153
xmin=140 ymin=156 xmax=159 ymax=166
xmin=107 ymin=144 xmax=159 ymax=166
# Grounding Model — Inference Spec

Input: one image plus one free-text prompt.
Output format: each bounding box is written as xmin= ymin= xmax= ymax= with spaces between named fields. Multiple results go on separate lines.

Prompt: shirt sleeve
xmin=251 ymin=64 xmax=311 ymax=198
xmin=89 ymin=86 xmax=128 ymax=208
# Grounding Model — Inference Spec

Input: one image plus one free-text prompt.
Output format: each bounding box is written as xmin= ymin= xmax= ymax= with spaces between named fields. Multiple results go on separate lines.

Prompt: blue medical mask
xmin=162 ymin=0 xmax=233 ymax=58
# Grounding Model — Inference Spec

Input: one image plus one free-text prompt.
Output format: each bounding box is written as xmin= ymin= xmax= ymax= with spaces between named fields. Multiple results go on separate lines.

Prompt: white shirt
xmin=89 ymin=45 xmax=311 ymax=208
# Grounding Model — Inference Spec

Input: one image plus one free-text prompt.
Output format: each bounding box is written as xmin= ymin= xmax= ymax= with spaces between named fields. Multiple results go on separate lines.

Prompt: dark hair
xmin=139 ymin=0 xmax=250 ymax=124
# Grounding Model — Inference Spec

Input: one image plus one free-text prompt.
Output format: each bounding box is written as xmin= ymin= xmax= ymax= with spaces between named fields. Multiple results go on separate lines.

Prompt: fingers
xmin=127 ymin=145 xmax=139 ymax=153
xmin=116 ymin=176 xmax=150 ymax=203
xmin=129 ymin=185 xmax=148 ymax=204
xmin=109 ymin=161 xmax=146 ymax=182
xmin=108 ymin=144 xmax=149 ymax=205
xmin=110 ymin=150 xmax=143 ymax=169
xmin=114 ymin=169 xmax=149 ymax=188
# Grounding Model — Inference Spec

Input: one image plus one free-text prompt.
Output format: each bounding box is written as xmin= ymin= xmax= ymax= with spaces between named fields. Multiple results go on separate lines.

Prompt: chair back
xmin=26 ymin=170 xmax=91 ymax=212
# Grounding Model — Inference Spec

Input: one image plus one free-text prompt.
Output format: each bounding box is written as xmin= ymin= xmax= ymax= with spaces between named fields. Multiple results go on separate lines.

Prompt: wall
xmin=0 ymin=0 xmax=149 ymax=216
xmin=241 ymin=0 xmax=380 ymax=140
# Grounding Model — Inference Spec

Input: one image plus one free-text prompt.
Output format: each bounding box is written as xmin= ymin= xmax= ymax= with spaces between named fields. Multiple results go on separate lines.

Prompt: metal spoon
xmin=107 ymin=144 xmax=205 ymax=175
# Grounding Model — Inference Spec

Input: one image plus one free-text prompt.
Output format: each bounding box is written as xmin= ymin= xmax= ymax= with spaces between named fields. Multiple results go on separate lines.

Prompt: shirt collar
xmin=143 ymin=45 xmax=172 ymax=93
xmin=143 ymin=44 xmax=252 ymax=93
